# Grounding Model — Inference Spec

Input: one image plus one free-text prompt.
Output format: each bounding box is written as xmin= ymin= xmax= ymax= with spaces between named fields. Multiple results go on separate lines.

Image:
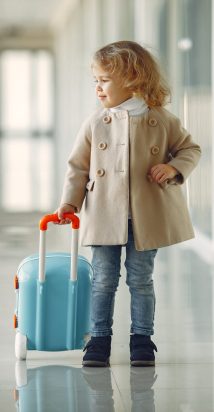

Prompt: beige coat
xmin=61 ymin=106 xmax=201 ymax=250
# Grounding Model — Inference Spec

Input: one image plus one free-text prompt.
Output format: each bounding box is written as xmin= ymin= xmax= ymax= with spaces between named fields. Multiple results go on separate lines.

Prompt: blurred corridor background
xmin=0 ymin=0 xmax=213 ymax=411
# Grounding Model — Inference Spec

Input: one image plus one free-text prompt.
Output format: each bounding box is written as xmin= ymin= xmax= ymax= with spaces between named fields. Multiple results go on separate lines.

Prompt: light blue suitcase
xmin=14 ymin=213 xmax=92 ymax=360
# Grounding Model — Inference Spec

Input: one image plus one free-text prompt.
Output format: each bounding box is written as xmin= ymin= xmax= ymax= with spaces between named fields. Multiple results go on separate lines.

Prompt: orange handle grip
xmin=39 ymin=213 xmax=80 ymax=231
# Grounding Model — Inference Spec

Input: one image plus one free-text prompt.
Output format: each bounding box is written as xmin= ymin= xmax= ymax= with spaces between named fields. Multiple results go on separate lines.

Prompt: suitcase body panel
xmin=16 ymin=252 xmax=92 ymax=351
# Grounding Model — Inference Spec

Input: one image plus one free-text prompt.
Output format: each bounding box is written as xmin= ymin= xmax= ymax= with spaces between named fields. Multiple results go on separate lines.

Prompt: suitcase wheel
xmin=15 ymin=332 xmax=27 ymax=360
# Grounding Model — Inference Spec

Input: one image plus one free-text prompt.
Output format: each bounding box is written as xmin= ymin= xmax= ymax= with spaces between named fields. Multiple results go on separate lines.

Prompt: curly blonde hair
xmin=92 ymin=40 xmax=171 ymax=107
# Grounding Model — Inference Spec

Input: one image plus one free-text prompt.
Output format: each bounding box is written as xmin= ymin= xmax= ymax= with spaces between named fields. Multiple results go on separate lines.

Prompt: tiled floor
xmin=1 ymin=360 xmax=214 ymax=411
xmin=0 ymin=213 xmax=214 ymax=411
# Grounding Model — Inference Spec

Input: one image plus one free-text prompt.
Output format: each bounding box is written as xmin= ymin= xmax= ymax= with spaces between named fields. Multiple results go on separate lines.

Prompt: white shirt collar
xmin=110 ymin=96 xmax=148 ymax=116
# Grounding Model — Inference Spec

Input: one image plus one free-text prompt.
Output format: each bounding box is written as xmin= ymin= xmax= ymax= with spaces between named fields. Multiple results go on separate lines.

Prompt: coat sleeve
xmin=167 ymin=116 xmax=201 ymax=184
xmin=60 ymin=118 xmax=91 ymax=211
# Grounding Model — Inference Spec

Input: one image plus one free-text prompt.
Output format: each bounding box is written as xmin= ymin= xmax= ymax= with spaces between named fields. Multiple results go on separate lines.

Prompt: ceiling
xmin=0 ymin=0 xmax=79 ymax=37
xmin=0 ymin=0 xmax=60 ymax=29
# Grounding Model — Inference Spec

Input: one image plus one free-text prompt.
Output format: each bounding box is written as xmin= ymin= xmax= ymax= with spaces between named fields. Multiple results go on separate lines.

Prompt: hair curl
xmin=92 ymin=40 xmax=171 ymax=107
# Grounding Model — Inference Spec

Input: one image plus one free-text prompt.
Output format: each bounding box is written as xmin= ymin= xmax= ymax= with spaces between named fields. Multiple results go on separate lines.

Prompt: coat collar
xmin=109 ymin=96 xmax=148 ymax=116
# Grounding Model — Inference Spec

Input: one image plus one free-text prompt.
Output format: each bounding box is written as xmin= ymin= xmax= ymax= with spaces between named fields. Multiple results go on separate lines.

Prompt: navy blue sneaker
xmin=130 ymin=334 xmax=157 ymax=366
xmin=82 ymin=336 xmax=111 ymax=367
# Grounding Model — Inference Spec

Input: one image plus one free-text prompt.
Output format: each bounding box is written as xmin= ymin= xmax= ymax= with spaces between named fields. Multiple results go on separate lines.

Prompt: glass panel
xmin=1 ymin=51 xmax=31 ymax=131
xmin=0 ymin=50 xmax=54 ymax=211
xmin=35 ymin=51 xmax=54 ymax=130
xmin=1 ymin=137 xmax=31 ymax=210
xmin=33 ymin=137 xmax=54 ymax=210
xmin=1 ymin=137 xmax=53 ymax=211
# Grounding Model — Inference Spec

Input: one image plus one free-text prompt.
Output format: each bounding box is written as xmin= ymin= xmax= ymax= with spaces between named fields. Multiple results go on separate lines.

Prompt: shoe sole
xmin=82 ymin=359 xmax=110 ymax=367
xmin=130 ymin=360 xmax=155 ymax=367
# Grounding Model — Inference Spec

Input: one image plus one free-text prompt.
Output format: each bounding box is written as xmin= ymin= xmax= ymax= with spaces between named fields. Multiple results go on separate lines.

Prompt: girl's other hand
xmin=54 ymin=204 xmax=76 ymax=224
xmin=148 ymin=164 xmax=178 ymax=184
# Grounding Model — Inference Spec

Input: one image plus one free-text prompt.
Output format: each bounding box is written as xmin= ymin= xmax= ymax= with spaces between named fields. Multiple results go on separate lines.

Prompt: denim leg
xmin=125 ymin=221 xmax=158 ymax=336
xmin=90 ymin=245 xmax=122 ymax=336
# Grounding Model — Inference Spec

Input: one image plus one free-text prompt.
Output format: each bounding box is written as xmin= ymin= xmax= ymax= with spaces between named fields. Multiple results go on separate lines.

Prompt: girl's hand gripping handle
xmin=39 ymin=213 xmax=80 ymax=282
xmin=39 ymin=213 xmax=79 ymax=230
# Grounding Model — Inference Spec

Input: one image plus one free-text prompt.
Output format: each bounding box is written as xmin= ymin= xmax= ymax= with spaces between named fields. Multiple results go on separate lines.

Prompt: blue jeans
xmin=90 ymin=220 xmax=157 ymax=337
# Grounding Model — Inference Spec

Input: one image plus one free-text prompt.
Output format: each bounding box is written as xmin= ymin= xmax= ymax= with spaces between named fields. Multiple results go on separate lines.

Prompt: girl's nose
xmin=95 ymin=83 xmax=102 ymax=92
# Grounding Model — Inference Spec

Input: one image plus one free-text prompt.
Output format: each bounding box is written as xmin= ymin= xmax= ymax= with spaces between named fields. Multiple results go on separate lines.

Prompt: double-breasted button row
xmin=103 ymin=115 xmax=111 ymax=124
xmin=96 ymin=168 xmax=105 ymax=177
xmin=148 ymin=118 xmax=157 ymax=127
xmin=98 ymin=142 xmax=107 ymax=150
xmin=103 ymin=114 xmax=157 ymax=127
xmin=151 ymin=145 xmax=160 ymax=155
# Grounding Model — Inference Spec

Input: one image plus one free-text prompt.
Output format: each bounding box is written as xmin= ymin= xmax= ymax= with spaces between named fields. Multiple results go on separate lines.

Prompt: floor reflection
xmin=15 ymin=362 xmax=115 ymax=412
xmin=82 ymin=367 xmax=115 ymax=411
xmin=130 ymin=367 xmax=157 ymax=412
xmin=14 ymin=362 xmax=158 ymax=412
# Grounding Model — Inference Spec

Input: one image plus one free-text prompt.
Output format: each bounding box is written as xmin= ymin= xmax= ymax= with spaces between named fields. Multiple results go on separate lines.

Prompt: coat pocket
xmin=159 ymin=180 xmax=169 ymax=189
xmin=159 ymin=174 xmax=183 ymax=189
xmin=86 ymin=180 xmax=95 ymax=191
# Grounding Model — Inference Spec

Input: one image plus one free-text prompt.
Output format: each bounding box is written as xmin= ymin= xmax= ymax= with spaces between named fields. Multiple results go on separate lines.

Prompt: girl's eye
xmin=93 ymin=79 xmax=109 ymax=83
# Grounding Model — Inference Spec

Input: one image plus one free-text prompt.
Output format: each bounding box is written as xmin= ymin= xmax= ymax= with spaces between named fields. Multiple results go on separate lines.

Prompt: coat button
xmin=151 ymin=145 xmax=160 ymax=155
xmin=96 ymin=168 xmax=105 ymax=177
xmin=148 ymin=118 xmax=157 ymax=127
xmin=98 ymin=142 xmax=107 ymax=150
xmin=103 ymin=115 xmax=111 ymax=124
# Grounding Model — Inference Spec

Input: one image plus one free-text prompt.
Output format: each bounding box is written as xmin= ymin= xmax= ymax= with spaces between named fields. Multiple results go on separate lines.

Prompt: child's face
xmin=93 ymin=64 xmax=132 ymax=108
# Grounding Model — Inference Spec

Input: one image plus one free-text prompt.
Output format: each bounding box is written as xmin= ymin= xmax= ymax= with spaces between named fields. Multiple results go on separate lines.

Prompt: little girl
xmin=56 ymin=41 xmax=201 ymax=367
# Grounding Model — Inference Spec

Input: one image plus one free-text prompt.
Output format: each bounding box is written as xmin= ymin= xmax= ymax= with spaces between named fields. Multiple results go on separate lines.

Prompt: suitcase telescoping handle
xmin=39 ymin=213 xmax=80 ymax=283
